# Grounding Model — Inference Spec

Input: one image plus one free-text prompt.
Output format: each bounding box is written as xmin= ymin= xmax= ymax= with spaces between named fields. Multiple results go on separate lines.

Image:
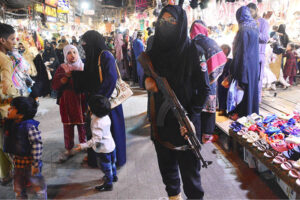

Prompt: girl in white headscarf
xmin=52 ymin=45 xmax=86 ymax=162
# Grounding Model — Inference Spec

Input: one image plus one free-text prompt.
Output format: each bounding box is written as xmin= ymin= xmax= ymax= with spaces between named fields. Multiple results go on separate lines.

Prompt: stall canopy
xmin=0 ymin=0 xmax=39 ymax=9
xmin=102 ymin=0 xmax=125 ymax=7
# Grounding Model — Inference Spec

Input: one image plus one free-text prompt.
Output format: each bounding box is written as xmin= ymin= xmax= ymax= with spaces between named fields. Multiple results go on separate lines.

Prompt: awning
xmin=0 ymin=0 xmax=38 ymax=9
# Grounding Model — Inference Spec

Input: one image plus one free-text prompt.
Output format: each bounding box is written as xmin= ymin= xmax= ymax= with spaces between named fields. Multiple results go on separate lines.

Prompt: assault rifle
xmin=138 ymin=52 xmax=212 ymax=168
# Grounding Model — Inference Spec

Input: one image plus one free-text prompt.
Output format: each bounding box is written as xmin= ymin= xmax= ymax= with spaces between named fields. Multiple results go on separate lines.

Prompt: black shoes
xmin=95 ymin=175 xmax=118 ymax=191
xmin=113 ymin=176 xmax=118 ymax=182
xmin=95 ymin=183 xmax=113 ymax=191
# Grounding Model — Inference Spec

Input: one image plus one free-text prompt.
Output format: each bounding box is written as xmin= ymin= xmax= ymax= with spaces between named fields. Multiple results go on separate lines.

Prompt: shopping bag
xmin=227 ymin=79 xmax=244 ymax=113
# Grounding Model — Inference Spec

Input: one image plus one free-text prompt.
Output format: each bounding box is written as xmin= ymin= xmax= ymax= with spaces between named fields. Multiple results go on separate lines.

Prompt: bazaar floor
xmin=2 ymin=85 xmax=299 ymax=199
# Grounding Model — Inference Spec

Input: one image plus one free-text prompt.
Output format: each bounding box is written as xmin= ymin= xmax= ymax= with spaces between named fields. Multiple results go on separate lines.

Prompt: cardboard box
xmin=243 ymin=148 xmax=269 ymax=172
xmin=243 ymin=148 xmax=256 ymax=168
xmin=276 ymin=177 xmax=297 ymax=200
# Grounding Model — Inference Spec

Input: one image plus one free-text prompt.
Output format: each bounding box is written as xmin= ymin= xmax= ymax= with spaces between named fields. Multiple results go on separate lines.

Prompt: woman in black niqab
xmin=148 ymin=5 xmax=192 ymax=88
xmin=145 ymin=5 xmax=207 ymax=199
xmin=77 ymin=30 xmax=127 ymax=169
xmin=73 ymin=30 xmax=109 ymax=93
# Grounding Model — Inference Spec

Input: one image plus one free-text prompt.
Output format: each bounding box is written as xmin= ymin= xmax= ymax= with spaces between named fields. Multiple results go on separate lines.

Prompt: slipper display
xmin=237 ymin=128 xmax=248 ymax=136
xmin=285 ymin=135 xmax=300 ymax=145
xmin=296 ymin=178 xmax=300 ymax=186
xmin=293 ymin=159 xmax=300 ymax=169
xmin=278 ymin=114 xmax=294 ymax=121
xmin=283 ymin=146 xmax=300 ymax=160
xmin=237 ymin=117 xmax=249 ymax=126
xmin=290 ymin=128 xmax=300 ymax=136
xmin=264 ymin=150 xmax=277 ymax=158
xmin=288 ymin=169 xmax=300 ymax=178
xmin=248 ymin=113 xmax=263 ymax=124
xmin=230 ymin=112 xmax=300 ymax=184
xmin=263 ymin=114 xmax=277 ymax=124
xmin=230 ymin=122 xmax=244 ymax=132
xmin=273 ymin=155 xmax=287 ymax=164
xmin=265 ymin=126 xmax=281 ymax=135
xmin=271 ymin=141 xmax=289 ymax=152
xmin=288 ymin=118 xmax=296 ymax=126
xmin=281 ymin=161 xmax=293 ymax=170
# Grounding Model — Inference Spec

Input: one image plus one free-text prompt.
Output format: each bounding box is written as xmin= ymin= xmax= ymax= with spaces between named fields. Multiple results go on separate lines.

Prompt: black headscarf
xmin=82 ymin=30 xmax=108 ymax=73
xmin=73 ymin=30 xmax=108 ymax=93
xmin=278 ymin=24 xmax=289 ymax=48
xmin=42 ymin=40 xmax=59 ymax=70
xmin=148 ymin=5 xmax=191 ymax=88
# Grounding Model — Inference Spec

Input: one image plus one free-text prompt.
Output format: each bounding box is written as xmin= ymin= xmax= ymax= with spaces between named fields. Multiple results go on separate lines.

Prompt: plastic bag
xmin=227 ymin=79 xmax=244 ymax=113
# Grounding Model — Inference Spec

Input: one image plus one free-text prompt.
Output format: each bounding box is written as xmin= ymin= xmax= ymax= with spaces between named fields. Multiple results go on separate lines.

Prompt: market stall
xmin=229 ymin=111 xmax=300 ymax=199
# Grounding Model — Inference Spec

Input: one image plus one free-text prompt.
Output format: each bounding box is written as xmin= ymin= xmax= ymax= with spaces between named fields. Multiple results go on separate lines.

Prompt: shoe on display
xmin=285 ymin=136 xmax=300 ymax=145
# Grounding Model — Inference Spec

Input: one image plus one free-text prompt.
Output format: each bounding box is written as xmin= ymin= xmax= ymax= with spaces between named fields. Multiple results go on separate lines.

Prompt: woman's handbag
xmin=98 ymin=51 xmax=133 ymax=109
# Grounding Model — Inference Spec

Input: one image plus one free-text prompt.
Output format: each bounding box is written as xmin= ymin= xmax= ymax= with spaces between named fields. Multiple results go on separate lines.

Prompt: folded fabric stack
xmin=230 ymin=112 xmax=300 ymax=186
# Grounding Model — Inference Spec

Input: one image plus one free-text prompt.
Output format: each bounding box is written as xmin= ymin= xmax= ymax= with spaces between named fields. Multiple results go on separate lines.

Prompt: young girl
xmin=283 ymin=43 xmax=298 ymax=85
xmin=52 ymin=45 xmax=86 ymax=162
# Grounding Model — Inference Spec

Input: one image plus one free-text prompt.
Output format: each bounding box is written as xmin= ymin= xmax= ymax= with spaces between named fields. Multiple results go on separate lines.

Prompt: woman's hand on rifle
xmin=145 ymin=77 xmax=158 ymax=93
xmin=180 ymin=118 xmax=196 ymax=140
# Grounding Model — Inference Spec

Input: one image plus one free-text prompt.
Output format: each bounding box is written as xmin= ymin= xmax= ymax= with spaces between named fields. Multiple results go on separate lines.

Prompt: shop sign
xmin=57 ymin=13 xmax=68 ymax=23
xmin=57 ymin=0 xmax=70 ymax=14
xmin=34 ymin=4 xmax=44 ymax=13
xmin=45 ymin=0 xmax=58 ymax=8
xmin=35 ymin=4 xmax=57 ymax=18
xmin=83 ymin=10 xmax=95 ymax=16
xmin=47 ymin=16 xmax=57 ymax=23
xmin=68 ymin=7 xmax=75 ymax=22
xmin=45 ymin=6 xmax=57 ymax=17
xmin=75 ymin=16 xmax=81 ymax=24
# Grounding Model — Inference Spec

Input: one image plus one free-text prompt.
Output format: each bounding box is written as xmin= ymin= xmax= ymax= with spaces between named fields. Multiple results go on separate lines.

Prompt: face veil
xmin=148 ymin=5 xmax=192 ymax=88
xmin=72 ymin=30 xmax=108 ymax=93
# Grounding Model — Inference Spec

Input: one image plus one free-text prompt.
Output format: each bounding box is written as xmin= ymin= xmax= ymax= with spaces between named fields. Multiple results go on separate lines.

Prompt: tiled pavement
xmin=0 ymin=88 xmax=287 ymax=199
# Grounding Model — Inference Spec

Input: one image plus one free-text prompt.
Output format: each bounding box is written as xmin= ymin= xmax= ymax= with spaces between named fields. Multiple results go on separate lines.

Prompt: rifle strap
xmin=150 ymin=93 xmax=190 ymax=151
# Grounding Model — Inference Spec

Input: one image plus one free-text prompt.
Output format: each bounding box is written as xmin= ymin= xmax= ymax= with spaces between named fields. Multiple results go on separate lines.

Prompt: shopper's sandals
xmin=57 ymin=152 xmax=73 ymax=163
